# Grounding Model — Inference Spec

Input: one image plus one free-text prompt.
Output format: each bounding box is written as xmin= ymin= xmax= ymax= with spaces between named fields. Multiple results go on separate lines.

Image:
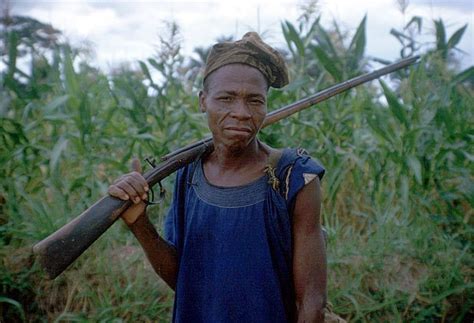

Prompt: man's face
xmin=199 ymin=64 xmax=268 ymax=153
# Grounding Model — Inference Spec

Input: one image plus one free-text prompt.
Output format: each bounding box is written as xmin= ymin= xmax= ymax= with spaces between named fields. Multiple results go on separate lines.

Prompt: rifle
xmin=33 ymin=56 xmax=419 ymax=279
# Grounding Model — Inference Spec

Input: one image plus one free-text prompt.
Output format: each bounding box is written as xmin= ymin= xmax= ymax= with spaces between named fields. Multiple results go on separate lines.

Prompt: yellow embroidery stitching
xmin=264 ymin=165 xmax=280 ymax=191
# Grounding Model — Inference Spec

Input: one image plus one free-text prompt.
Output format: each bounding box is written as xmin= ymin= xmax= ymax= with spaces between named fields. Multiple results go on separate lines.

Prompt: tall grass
xmin=1 ymin=8 xmax=472 ymax=322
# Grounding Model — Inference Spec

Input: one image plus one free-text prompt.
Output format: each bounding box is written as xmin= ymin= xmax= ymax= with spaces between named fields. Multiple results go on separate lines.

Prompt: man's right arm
xmin=127 ymin=213 xmax=178 ymax=290
xmin=108 ymin=159 xmax=178 ymax=290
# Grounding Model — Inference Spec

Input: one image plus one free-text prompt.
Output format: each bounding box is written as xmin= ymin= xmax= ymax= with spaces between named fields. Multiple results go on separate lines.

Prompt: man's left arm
xmin=292 ymin=176 xmax=327 ymax=322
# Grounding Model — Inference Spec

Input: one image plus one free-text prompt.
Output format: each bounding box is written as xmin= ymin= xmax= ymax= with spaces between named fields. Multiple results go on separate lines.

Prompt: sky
xmin=7 ymin=0 xmax=474 ymax=71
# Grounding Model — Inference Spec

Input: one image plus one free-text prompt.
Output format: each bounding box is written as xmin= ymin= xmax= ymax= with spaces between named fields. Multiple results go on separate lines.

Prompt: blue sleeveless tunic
xmin=164 ymin=148 xmax=325 ymax=322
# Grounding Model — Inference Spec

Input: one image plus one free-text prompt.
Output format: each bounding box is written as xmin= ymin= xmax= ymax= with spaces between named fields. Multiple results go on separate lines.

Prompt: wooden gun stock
xmin=33 ymin=143 xmax=211 ymax=279
xmin=33 ymin=196 xmax=130 ymax=279
xmin=33 ymin=56 xmax=419 ymax=279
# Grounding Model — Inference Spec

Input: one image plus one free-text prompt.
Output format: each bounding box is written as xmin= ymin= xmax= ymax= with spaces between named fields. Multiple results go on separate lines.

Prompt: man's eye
xmin=249 ymin=99 xmax=264 ymax=105
xmin=217 ymin=97 xmax=233 ymax=102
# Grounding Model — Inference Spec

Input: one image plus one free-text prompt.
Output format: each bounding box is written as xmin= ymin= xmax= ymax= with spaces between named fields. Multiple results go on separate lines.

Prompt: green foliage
xmin=0 ymin=11 xmax=472 ymax=322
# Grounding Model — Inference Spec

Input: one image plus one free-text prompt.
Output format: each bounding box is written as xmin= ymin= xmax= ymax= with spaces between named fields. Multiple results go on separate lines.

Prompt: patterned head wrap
xmin=203 ymin=32 xmax=289 ymax=88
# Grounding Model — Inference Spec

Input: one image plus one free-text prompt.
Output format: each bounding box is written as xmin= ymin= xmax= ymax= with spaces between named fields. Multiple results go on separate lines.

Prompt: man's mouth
xmin=224 ymin=127 xmax=252 ymax=133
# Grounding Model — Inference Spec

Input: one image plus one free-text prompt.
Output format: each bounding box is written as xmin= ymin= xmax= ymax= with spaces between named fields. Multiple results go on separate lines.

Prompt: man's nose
xmin=231 ymin=99 xmax=251 ymax=119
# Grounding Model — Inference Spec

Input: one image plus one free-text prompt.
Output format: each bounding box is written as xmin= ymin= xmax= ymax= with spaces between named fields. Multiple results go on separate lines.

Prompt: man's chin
xmin=224 ymin=138 xmax=254 ymax=155
xmin=227 ymin=145 xmax=246 ymax=156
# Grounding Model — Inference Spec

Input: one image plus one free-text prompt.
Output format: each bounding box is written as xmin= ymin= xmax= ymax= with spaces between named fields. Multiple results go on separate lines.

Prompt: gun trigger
xmin=144 ymin=181 xmax=166 ymax=205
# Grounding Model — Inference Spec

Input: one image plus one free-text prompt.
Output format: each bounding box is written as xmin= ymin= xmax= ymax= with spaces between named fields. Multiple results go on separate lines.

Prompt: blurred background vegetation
xmin=0 ymin=2 xmax=473 ymax=322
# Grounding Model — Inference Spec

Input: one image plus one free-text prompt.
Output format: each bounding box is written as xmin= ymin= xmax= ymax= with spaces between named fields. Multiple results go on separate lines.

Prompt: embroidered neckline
xmin=190 ymin=149 xmax=289 ymax=208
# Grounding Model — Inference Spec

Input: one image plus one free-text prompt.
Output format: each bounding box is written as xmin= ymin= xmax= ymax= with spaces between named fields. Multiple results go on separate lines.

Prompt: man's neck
xmin=211 ymin=139 xmax=265 ymax=169
xmin=203 ymin=139 xmax=271 ymax=187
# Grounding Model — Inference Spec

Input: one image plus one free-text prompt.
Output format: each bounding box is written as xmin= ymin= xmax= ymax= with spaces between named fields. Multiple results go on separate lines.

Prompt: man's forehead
xmin=214 ymin=63 xmax=266 ymax=79
xmin=205 ymin=64 xmax=268 ymax=93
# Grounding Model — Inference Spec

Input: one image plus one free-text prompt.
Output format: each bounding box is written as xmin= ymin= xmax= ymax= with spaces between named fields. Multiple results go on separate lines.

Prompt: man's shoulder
xmin=276 ymin=147 xmax=325 ymax=184
xmin=273 ymin=147 xmax=325 ymax=206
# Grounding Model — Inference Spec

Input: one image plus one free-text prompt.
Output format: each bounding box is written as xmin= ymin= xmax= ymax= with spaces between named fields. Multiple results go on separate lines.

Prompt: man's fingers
xmin=118 ymin=181 xmax=143 ymax=204
xmin=108 ymin=185 xmax=129 ymax=201
xmin=108 ymin=159 xmax=149 ymax=203
xmin=127 ymin=175 xmax=148 ymax=199
xmin=131 ymin=158 xmax=142 ymax=173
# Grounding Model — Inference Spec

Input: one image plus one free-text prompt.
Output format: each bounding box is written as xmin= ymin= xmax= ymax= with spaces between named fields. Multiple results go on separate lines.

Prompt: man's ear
xmin=198 ymin=90 xmax=206 ymax=113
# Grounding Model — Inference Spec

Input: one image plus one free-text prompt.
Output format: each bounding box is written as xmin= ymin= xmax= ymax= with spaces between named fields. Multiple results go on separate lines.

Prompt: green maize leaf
xmin=303 ymin=16 xmax=321 ymax=47
xmin=405 ymin=16 xmax=422 ymax=33
xmin=49 ymin=136 xmax=68 ymax=173
xmin=139 ymin=60 xmax=154 ymax=84
xmin=358 ymin=297 xmax=401 ymax=313
xmin=148 ymin=58 xmax=164 ymax=73
xmin=283 ymin=21 xmax=305 ymax=58
xmin=420 ymin=108 xmax=436 ymax=127
xmin=380 ymin=80 xmax=409 ymax=128
xmin=326 ymin=165 xmax=346 ymax=203
xmin=389 ymin=28 xmax=414 ymax=42
xmin=7 ymin=32 xmax=18 ymax=79
xmin=0 ymin=296 xmax=25 ymax=321
xmin=77 ymin=97 xmax=92 ymax=137
xmin=26 ymin=197 xmax=57 ymax=235
xmin=313 ymin=23 xmax=339 ymax=59
xmin=402 ymin=127 xmax=423 ymax=154
xmin=283 ymin=77 xmax=309 ymax=92
xmin=43 ymin=113 xmax=71 ymax=121
xmin=367 ymin=117 xmax=392 ymax=144
xmin=63 ymin=46 xmax=80 ymax=98
xmin=429 ymin=282 xmax=474 ymax=304
xmin=314 ymin=46 xmax=341 ymax=81
xmin=406 ymin=155 xmax=422 ymax=184
xmin=400 ymin=175 xmax=409 ymax=210
xmin=348 ymin=15 xmax=367 ymax=69
xmin=43 ymin=95 xmax=69 ymax=113
xmin=133 ymin=133 xmax=156 ymax=140
xmin=0 ymin=118 xmax=28 ymax=147
xmin=69 ymin=175 xmax=88 ymax=192
xmin=434 ymin=19 xmax=447 ymax=52
xmin=452 ymin=66 xmax=474 ymax=84
xmin=341 ymin=292 xmax=362 ymax=316
xmin=281 ymin=22 xmax=296 ymax=57
xmin=447 ymin=24 xmax=467 ymax=50
xmin=3 ymin=73 xmax=23 ymax=97
xmin=371 ymin=57 xmax=392 ymax=65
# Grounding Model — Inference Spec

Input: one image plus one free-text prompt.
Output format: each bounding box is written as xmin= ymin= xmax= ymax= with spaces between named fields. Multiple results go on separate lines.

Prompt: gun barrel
xmin=160 ymin=56 xmax=419 ymax=161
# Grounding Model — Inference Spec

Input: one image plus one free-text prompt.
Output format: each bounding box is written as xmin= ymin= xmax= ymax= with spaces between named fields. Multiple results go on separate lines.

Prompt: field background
xmin=1 ymin=3 xmax=473 ymax=322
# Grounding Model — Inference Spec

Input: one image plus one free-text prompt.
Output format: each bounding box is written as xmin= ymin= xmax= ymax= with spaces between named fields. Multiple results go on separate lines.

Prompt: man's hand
xmin=108 ymin=158 xmax=149 ymax=225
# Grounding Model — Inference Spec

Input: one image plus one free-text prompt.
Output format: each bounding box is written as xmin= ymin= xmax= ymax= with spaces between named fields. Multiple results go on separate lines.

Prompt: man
xmin=108 ymin=32 xmax=327 ymax=322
